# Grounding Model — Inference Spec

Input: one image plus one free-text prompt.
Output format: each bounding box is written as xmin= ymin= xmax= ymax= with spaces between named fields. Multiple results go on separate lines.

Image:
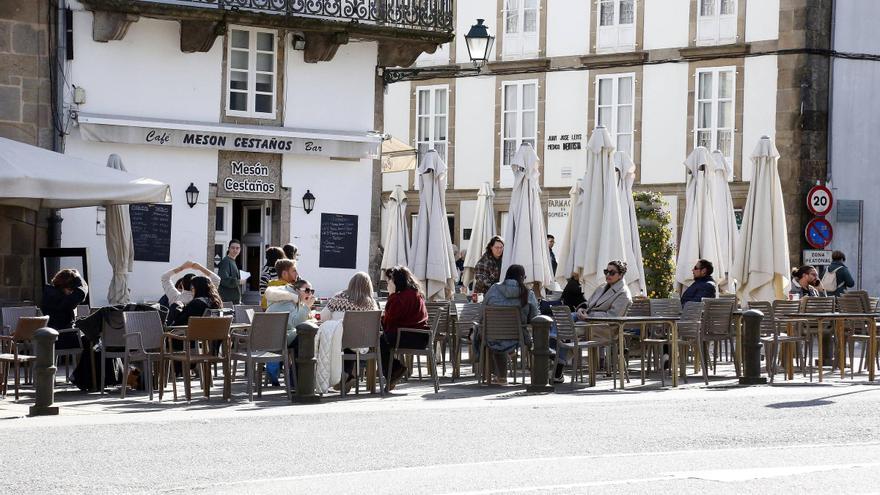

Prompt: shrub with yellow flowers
xmin=634 ymin=191 xmax=675 ymax=298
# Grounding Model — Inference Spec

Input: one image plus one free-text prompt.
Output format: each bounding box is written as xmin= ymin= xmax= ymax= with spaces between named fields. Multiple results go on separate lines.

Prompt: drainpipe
xmin=826 ymin=0 xmax=836 ymax=185
xmin=48 ymin=0 xmax=67 ymax=248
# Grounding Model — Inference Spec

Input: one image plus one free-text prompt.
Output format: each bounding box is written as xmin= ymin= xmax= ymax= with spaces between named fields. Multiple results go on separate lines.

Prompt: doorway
xmin=231 ymin=199 xmax=273 ymax=294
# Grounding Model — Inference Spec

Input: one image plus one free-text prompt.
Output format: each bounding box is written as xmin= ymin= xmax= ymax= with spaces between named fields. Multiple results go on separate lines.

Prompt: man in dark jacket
xmin=825 ymin=250 xmax=856 ymax=297
xmin=681 ymin=259 xmax=717 ymax=304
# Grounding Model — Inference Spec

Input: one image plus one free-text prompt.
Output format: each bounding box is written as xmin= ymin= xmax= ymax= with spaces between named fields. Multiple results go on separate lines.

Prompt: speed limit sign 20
xmin=807 ymin=185 xmax=833 ymax=216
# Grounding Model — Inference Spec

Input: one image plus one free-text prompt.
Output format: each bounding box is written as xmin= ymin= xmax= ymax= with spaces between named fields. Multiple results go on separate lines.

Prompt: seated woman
xmin=41 ymin=268 xmax=89 ymax=349
xmin=482 ymin=264 xmax=538 ymax=385
xmin=575 ymin=260 xmax=633 ymax=320
xmin=171 ymin=276 xmax=222 ymax=326
xmin=381 ymin=266 xmax=428 ymax=391
xmin=264 ymin=279 xmax=316 ymax=385
xmin=319 ymin=272 xmax=379 ymax=394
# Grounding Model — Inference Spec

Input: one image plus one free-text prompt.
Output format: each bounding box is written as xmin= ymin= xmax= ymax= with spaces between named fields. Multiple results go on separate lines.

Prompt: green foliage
xmin=633 ymin=191 xmax=675 ymax=298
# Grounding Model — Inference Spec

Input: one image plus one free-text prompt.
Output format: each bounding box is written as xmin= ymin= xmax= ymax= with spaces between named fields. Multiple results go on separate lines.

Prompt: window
xmin=416 ymin=86 xmax=449 ymax=162
xmin=503 ymin=0 xmax=539 ymax=59
xmin=596 ymin=0 xmax=636 ymax=52
xmin=595 ymin=73 xmax=635 ymax=157
xmin=697 ymin=0 xmax=737 ymax=45
xmin=695 ymin=67 xmax=735 ymax=162
xmin=227 ymin=27 xmax=277 ymax=118
xmin=501 ymin=80 xmax=538 ymax=168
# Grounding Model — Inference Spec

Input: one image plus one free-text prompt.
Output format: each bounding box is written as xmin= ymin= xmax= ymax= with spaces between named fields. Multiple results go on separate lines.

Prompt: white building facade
xmin=57 ymin=0 xmax=451 ymax=304
xmin=383 ymin=0 xmax=830 ymax=280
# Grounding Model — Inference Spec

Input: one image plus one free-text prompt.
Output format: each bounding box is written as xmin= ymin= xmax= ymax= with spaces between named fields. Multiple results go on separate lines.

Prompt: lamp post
xmin=382 ymin=18 xmax=495 ymax=85
xmin=302 ymin=189 xmax=315 ymax=214
xmin=185 ymin=182 xmax=199 ymax=208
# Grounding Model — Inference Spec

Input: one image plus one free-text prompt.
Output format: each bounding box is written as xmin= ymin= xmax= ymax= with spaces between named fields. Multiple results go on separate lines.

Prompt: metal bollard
xmin=293 ymin=321 xmax=320 ymax=403
xmin=739 ymin=309 xmax=767 ymax=385
xmin=30 ymin=327 xmax=60 ymax=416
xmin=527 ymin=315 xmax=554 ymax=393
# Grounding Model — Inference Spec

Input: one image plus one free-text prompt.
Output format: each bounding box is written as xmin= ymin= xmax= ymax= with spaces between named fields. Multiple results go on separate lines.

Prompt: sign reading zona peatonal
xmin=805 ymin=217 xmax=833 ymax=249
xmin=806 ymin=184 xmax=833 ymax=216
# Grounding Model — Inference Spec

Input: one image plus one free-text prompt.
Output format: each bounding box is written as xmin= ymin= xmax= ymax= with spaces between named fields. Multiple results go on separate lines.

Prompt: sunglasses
xmin=301 ymin=288 xmax=315 ymax=294
xmin=603 ymin=269 xmax=619 ymax=276
xmin=693 ymin=266 xmax=702 ymax=271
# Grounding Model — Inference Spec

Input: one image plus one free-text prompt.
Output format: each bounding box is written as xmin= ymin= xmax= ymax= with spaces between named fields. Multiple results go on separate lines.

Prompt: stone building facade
xmin=0 ymin=1 xmax=55 ymax=303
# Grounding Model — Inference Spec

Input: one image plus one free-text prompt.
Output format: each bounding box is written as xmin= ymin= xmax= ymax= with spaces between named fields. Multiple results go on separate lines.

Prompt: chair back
xmin=341 ymin=310 xmax=383 ymax=349
xmin=550 ymin=305 xmax=576 ymax=340
xmin=2 ymin=306 xmax=40 ymax=336
xmin=234 ymin=304 xmax=263 ymax=324
xmin=716 ymin=293 xmax=739 ymax=308
xmin=12 ymin=316 xmax=50 ymax=341
xmin=680 ymin=301 xmax=704 ymax=323
xmin=746 ymin=301 xmax=775 ymax=335
xmin=248 ymin=312 xmax=289 ymax=352
xmin=772 ymin=299 xmax=800 ymax=317
xmin=840 ymin=290 xmax=870 ymax=312
xmin=122 ymin=311 xmax=165 ymax=350
xmin=870 ymin=297 xmax=879 ymax=313
xmin=75 ymin=304 xmax=92 ymax=318
xmin=626 ymin=296 xmax=651 ymax=317
xmin=702 ymin=298 xmax=735 ymax=337
xmin=650 ymin=298 xmax=682 ymax=317
xmin=452 ymin=293 xmax=469 ymax=303
xmin=838 ymin=293 xmax=868 ymax=314
xmin=458 ymin=302 xmax=483 ymax=326
xmin=426 ymin=301 xmax=450 ymax=339
xmin=186 ymin=316 xmax=233 ymax=341
xmin=222 ymin=301 xmax=234 ymax=309
xmin=483 ymin=306 xmax=523 ymax=341
xmin=800 ymin=296 xmax=834 ymax=314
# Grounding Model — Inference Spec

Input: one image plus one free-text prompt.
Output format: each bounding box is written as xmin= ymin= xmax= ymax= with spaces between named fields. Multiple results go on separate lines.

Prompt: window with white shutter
xmin=595 ymin=73 xmax=635 ymax=157
xmin=226 ymin=27 xmax=277 ymax=118
xmin=503 ymin=0 xmax=540 ymax=59
xmin=500 ymin=80 xmax=538 ymax=187
xmin=696 ymin=0 xmax=737 ymax=45
xmin=416 ymin=85 xmax=449 ymax=162
xmin=596 ymin=0 xmax=636 ymax=52
xmin=694 ymin=67 xmax=736 ymax=163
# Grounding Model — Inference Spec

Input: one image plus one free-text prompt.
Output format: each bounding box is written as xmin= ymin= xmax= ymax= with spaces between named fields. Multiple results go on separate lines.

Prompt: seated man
xmin=261 ymin=258 xmax=298 ymax=309
xmin=680 ymin=258 xmax=717 ymax=304
xmin=263 ymin=259 xmax=314 ymax=385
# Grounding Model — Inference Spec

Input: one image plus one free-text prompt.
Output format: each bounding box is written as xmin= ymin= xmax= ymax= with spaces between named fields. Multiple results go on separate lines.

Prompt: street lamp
xmin=302 ymin=189 xmax=315 ymax=214
xmin=464 ymin=19 xmax=495 ymax=70
xmin=382 ymin=18 xmax=494 ymax=85
xmin=185 ymin=182 xmax=199 ymax=208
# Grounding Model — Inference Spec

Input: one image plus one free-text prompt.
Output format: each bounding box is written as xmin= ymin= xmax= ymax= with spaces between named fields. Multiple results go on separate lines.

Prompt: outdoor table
xmin=784 ymin=312 xmax=878 ymax=382
xmin=578 ymin=316 xmax=680 ymax=389
xmin=164 ymin=322 xmax=250 ymax=334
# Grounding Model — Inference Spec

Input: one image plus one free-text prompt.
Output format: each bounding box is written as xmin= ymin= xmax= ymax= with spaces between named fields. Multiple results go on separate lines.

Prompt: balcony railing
xmin=149 ymin=0 xmax=453 ymax=31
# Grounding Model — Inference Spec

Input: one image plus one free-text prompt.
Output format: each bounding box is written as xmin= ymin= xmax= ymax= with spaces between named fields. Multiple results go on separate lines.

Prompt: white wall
xmin=458 ymin=199 xmax=477 ymax=256
xmin=453 ymin=76 xmax=496 ymax=189
xmin=456 ymin=0 xmax=497 ymax=64
xmin=640 ymin=63 xmax=688 ymax=183
xmin=643 ymin=0 xmax=690 ymax=50
xmin=382 ymin=81 xmax=412 ymax=192
xmin=546 ymin=0 xmax=590 ymax=57
xmin=828 ymin=0 xmax=880 ymax=292
xmin=283 ymin=155 xmax=374 ymax=298
xmin=61 ymin=132 xmax=218 ymax=305
xmin=70 ymin=10 xmax=222 ymax=122
xmin=285 ymin=41 xmax=377 ymax=131
xmin=543 ymin=70 xmax=589 ymax=188
xmin=745 ymin=0 xmax=780 ymax=42
xmin=741 ymin=55 xmax=777 ymax=181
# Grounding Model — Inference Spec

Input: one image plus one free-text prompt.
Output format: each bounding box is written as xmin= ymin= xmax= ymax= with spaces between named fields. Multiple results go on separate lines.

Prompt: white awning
xmin=76 ymin=112 xmax=383 ymax=160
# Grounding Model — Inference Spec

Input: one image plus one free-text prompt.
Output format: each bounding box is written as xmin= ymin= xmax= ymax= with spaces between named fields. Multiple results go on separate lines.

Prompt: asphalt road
xmin=4 ymin=380 xmax=880 ymax=494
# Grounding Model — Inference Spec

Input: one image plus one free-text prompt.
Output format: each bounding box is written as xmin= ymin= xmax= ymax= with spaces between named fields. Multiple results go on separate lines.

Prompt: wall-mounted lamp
xmin=302 ymin=189 xmax=315 ymax=214
xmin=185 ymin=182 xmax=199 ymax=208
xmin=292 ymin=34 xmax=306 ymax=51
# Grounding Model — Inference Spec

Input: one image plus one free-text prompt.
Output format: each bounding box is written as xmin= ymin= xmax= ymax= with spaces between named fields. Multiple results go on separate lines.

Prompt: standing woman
xmin=217 ymin=239 xmax=242 ymax=304
xmin=473 ymin=235 xmax=504 ymax=294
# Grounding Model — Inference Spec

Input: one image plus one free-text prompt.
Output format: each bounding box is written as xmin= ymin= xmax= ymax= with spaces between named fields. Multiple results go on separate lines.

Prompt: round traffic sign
xmin=805 ymin=217 xmax=833 ymax=249
xmin=807 ymin=184 xmax=833 ymax=216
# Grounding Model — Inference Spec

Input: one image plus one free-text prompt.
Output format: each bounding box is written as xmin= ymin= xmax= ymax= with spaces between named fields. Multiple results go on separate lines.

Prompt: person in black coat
xmin=560 ymin=276 xmax=587 ymax=311
xmin=171 ymin=276 xmax=222 ymax=326
xmin=41 ymin=269 xmax=88 ymax=349
xmin=681 ymin=259 xmax=718 ymax=304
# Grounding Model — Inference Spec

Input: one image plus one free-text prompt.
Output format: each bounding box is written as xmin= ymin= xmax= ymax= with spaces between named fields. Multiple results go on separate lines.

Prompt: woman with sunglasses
xmin=575 ymin=260 xmax=633 ymax=321
xmin=264 ymin=278 xmax=316 ymax=385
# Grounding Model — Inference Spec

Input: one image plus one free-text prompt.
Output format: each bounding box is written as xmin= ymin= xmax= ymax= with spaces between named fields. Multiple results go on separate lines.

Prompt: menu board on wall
xmin=319 ymin=213 xmax=358 ymax=269
xmin=129 ymin=203 xmax=172 ymax=262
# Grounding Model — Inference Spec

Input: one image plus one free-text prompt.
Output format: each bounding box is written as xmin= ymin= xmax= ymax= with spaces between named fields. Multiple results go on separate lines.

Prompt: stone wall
xmin=776 ymin=0 xmax=833 ymax=268
xmin=0 ymin=1 xmax=54 ymax=304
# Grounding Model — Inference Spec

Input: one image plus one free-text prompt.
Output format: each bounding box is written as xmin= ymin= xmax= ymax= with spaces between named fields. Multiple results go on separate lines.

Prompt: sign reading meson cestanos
xmin=217 ymin=152 xmax=282 ymax=200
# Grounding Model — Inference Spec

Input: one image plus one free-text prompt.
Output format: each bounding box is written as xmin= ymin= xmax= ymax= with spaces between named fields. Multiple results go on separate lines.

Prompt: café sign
xmin=217 ymin=152 xmax=281 ymax=200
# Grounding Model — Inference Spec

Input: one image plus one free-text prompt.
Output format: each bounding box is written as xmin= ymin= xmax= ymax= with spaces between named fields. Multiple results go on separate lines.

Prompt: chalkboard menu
xmin=319 ymin=213 xmax=358 ymax=269
xmin=129 ymin=203 xmax=172 ymax=262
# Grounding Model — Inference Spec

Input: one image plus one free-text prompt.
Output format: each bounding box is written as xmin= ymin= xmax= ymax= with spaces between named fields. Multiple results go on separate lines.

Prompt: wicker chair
xmin=674 ymin=301 xmax=706 ymax=384
xmin=748 ymin=301 xmax=807 ymax=382
xmin=339 ymin=310 xmax=384 ymax=396
xmin=480 ymin=306 xmax=528 ymax=385
xmin=453 ymin=302 xmax=482 ymax=381
xmin=388 ymin=303 xmax=442 ymax=393
xmin=160 ymin=316 xmax=233 ymax=401
xmin=121 ymin=311 xmax=165 ymax=400
xmin=230 ymin=312 xmax=291 ymax=401
xmin=549 ymin=305 xmax=594 ymax=385
xmin=0 ymin=316 xmax=49 ymax=400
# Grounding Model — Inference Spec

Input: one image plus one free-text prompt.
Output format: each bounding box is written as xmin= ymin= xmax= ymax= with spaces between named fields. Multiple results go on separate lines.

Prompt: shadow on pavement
xmin=766 ymin=388 xmax=878 ymax=409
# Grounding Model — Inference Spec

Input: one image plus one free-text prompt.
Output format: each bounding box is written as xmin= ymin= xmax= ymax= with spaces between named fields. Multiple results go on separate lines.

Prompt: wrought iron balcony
xmin=145 ymin=0 xmax=453 ymax=32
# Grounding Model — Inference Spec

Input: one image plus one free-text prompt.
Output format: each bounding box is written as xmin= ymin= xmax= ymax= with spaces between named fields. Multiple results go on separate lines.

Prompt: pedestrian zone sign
xmin=803 ymin=249 xmax=832 ymax=266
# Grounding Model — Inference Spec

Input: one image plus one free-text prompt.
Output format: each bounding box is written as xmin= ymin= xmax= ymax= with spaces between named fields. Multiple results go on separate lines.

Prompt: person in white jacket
xmin=161 ymin=260 xmax=221 ymax=306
